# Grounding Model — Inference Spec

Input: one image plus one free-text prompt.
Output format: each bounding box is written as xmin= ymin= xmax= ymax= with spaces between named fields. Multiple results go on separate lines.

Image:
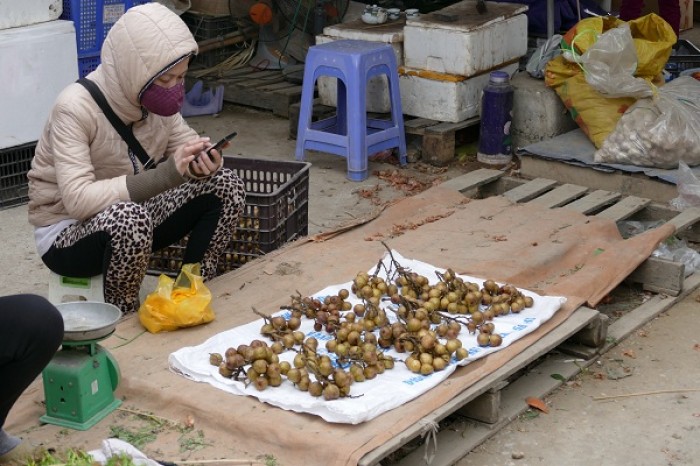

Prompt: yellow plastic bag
xmin=545 ymin=14 xmax=675 ymax=148
xmin=138 ymin=263 xmax=215 ymax=333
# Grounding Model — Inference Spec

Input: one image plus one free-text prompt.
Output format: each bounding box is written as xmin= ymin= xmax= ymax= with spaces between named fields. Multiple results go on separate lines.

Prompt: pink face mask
xmin=140 ymin=81 xmax=185 ymax=116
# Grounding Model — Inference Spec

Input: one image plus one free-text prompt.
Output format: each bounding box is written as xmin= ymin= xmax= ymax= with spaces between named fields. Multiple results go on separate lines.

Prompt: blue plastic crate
xmin=61 ymin=0 xmax=151 ymax=55
xmin=78 ymin=53 xmax=101 ymax=78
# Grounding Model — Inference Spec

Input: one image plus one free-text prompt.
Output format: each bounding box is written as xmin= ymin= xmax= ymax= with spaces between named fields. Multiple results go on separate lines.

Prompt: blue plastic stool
xmin=295 ymin=40 xmax=407 ymax=181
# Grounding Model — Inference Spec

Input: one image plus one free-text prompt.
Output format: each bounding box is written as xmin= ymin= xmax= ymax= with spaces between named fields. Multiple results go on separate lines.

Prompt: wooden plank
xmin=273 ymin=85 xmax=303 ymax=97
xmin=456 ymin=381 xmax=507 ymax=424
xmin=403 ymin=118 xmax=438 ymax=134
xmin=406 ymin=353 xmax=588 ymax=466
xmin=235 ymin=75 xmax=285 ymax=89
xmin=423 ymin=131 xmax=456 ymax=166
xmin=439 ymin=169 xmax=504 ymax=194
xmin=503 ymin=178 xmax=558 ymax=203
xmin=519 ymin=156 xmax=679 ymax=203
xmin=528 ymin=183 xmax=589 ymax=209
xmin=565 ymin=312 xmax=609 ymax=348
xmin=387 ymin=273 xmax=700 ymax=466
xmin=208 ymin=67 xmax=259 ymax=79
xmin=667 ymin=206 xmax=700 ymax=233
xmin=359 ymin=306 xmax=600 ymax=466
xmin=424 ymin=116 xmax=480 ymax=135
xmin=595 ymin=196 xmax=651 ymax=222
xmin=255 ymin=81 xmax=298 ymax=92
xmin=222 ymin=85 xmax=282 ymax=114
xmin=220 ymin=69 xmax=279 ymax=83
xmin=564 ymin=190 xmax=622 ymax=214
xmin=605 ymin=272 xmax=700 ymax=348
xmin=627 ymin=256 xmax=685 ymax=296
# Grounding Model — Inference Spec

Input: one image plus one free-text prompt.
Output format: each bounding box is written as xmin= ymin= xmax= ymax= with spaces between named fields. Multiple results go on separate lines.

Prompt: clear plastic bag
xmin=652 ymin=236 xmax=700 ymax=277
xmin=617 ymin=219 xmax=665 ymax=239
xmin=579 ymin=24 xmax=655 ymax=99
xmin=526 ymin=34 xmax=563 ymax=79
xmin=670 ymin=160 xmax=700 ymax=210
xmin=620 ymin=219 xmax=700 ymax=277
xmin=594 ymin=77 xmax=700 ymax=168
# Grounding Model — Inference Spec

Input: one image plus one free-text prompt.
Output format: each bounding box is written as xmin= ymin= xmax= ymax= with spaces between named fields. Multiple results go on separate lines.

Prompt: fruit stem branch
xmin=251 ymin=307 xmax=272 ymax=322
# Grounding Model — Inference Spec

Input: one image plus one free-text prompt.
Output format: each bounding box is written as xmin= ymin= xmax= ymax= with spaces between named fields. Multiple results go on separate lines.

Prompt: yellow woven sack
xmin=546 ymin=14 xmax=675 ymax=148
xmin=138 ymin=263 xmax=215 ymax=333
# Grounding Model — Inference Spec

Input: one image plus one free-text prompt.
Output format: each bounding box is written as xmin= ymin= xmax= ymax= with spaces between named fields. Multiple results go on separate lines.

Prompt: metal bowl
xmin=57 ymin=301 xmax=122 ymax=341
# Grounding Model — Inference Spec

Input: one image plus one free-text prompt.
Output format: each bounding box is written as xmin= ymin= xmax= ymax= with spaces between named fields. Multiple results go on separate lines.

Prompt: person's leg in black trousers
xmin=0 ymin=294 xmax=63 ymax=463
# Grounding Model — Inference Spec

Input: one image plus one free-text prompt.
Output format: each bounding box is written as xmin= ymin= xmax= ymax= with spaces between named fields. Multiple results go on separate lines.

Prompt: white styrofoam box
xmin=322 ymin=17 xmax=405 ymax=44
xmin=403 ymin=1 xmax=528 ymax=77
xmin=399 ymin=62 xmax=519 ymax=123
xmin=510 ymin=72 xmax=577 ymax=149
xmin=0 ymin=20 xmax=78 ymax=150
xmin=0 ymin=0 xmax=62 ymax=30
xmin=315 ymin=33 xmax=404 ymax=113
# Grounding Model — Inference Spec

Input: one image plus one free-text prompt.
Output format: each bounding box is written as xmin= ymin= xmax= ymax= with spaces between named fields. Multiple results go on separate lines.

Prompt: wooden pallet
xmin=198 ymin=67 xmax=303 ymax=118
xmin=288 ymin=98 xmax=480 ymax=165
xmin=359 ymin=169 xmax=700 ymax=466
xmin=441 ymin=170 xmax=700 ymax=297
xmin=402 ymin=115 xmax=479 ymax=166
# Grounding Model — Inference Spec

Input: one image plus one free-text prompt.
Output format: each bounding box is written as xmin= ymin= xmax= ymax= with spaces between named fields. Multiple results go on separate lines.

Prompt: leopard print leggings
xmin=52 ymin=168 xmax=245 ymax=313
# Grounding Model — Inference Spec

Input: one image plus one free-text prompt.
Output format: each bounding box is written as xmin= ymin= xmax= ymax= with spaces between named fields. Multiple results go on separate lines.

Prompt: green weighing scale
xmin=41 ymin=301 xmax=122 ymax=430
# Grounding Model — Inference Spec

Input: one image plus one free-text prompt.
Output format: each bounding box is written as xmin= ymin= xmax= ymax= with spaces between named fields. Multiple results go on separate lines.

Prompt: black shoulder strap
xmin=77 ymin=78 xmax=155 ymax=170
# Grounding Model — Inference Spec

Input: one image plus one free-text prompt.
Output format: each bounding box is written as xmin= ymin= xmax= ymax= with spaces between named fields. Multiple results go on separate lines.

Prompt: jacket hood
xmin=95 ymin=3 xmax=198 ymax=122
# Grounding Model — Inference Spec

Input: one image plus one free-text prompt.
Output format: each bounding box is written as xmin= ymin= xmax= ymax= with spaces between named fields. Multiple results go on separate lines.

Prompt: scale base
xmin=40 ymin=398 xmax=121 ymax=431
xmin=42 ymin=343 xmax=121 ymax=431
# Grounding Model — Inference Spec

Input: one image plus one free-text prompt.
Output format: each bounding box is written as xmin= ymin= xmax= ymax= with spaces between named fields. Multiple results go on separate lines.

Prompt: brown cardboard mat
xmin=8 ymin=186 xmax=674 ymax=465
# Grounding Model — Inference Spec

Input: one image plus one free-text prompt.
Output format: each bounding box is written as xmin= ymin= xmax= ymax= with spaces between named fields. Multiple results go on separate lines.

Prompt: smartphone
xmin=195 ymin=131 xmax=237 ymax=162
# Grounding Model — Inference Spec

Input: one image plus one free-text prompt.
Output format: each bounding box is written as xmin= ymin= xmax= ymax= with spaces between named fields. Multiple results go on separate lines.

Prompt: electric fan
xmin=228 ymin=0 xmax=349 ymax=69
xmin=275 ymin=0 xmax=350 ymax=36
xmin=225 ymin=0 xmax=293 ymax=70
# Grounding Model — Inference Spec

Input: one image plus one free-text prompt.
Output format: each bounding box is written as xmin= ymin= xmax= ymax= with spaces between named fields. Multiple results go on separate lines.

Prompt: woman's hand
xmin=190 ymin=147 xmax=223 ymax=176
xmin=188 ymin=139 xmax=224 ymax=177
xmin=174 ymin=137 xmax=211 ymax=175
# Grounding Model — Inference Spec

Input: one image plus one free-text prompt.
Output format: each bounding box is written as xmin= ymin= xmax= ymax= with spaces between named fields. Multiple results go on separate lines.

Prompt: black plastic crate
xmin=181 ymin=11 xmax=241 ymax=68
xmin=181 ymin=12 xmax=238 ymax=41
xmin=148 ymin=157 xmax=311 ymax=277
xmin=0 ymin=142 xmax=36 ymax=209
xmin=665 ymin=39 xmax=700 ymax=77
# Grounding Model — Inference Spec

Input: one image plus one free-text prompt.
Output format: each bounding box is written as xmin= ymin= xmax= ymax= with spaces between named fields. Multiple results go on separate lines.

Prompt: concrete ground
xmin=3 ymin=23 xmax=700 ymax=464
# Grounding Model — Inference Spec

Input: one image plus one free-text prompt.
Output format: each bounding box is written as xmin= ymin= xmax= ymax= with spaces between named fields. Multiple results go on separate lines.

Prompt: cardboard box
xmin=611 ymin=0 xmax=693 ymax=31
xmin=189 ymin=0 xmax=230 ymax=16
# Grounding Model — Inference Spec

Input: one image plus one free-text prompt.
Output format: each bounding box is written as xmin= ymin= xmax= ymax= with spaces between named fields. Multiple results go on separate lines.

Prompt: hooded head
xmin=96 ymin=3 xmax=198 ymax=121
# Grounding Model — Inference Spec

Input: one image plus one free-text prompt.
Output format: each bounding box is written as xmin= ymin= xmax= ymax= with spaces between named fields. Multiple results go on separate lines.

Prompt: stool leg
xmin=336 ymin=78 xmax=348 ymax=136
xmin=295 ymin=64 xmax=317 ymax=161
xmin=346 ymin=73 xmax=368 ymax=182
xmin=387 ymin=64 xmax=408 ymax=167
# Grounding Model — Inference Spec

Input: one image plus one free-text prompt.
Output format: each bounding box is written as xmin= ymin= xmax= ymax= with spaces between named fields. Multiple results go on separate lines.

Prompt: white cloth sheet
xmin=169 ymin=251 xmax=566 ymax=424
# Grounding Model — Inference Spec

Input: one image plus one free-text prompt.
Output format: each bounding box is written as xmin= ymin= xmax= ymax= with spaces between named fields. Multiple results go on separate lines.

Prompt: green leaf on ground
xmin=109 ymin=425 xmax=157 ymax=449
xmin=179 ymin=429 xmax=210 ymax=453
